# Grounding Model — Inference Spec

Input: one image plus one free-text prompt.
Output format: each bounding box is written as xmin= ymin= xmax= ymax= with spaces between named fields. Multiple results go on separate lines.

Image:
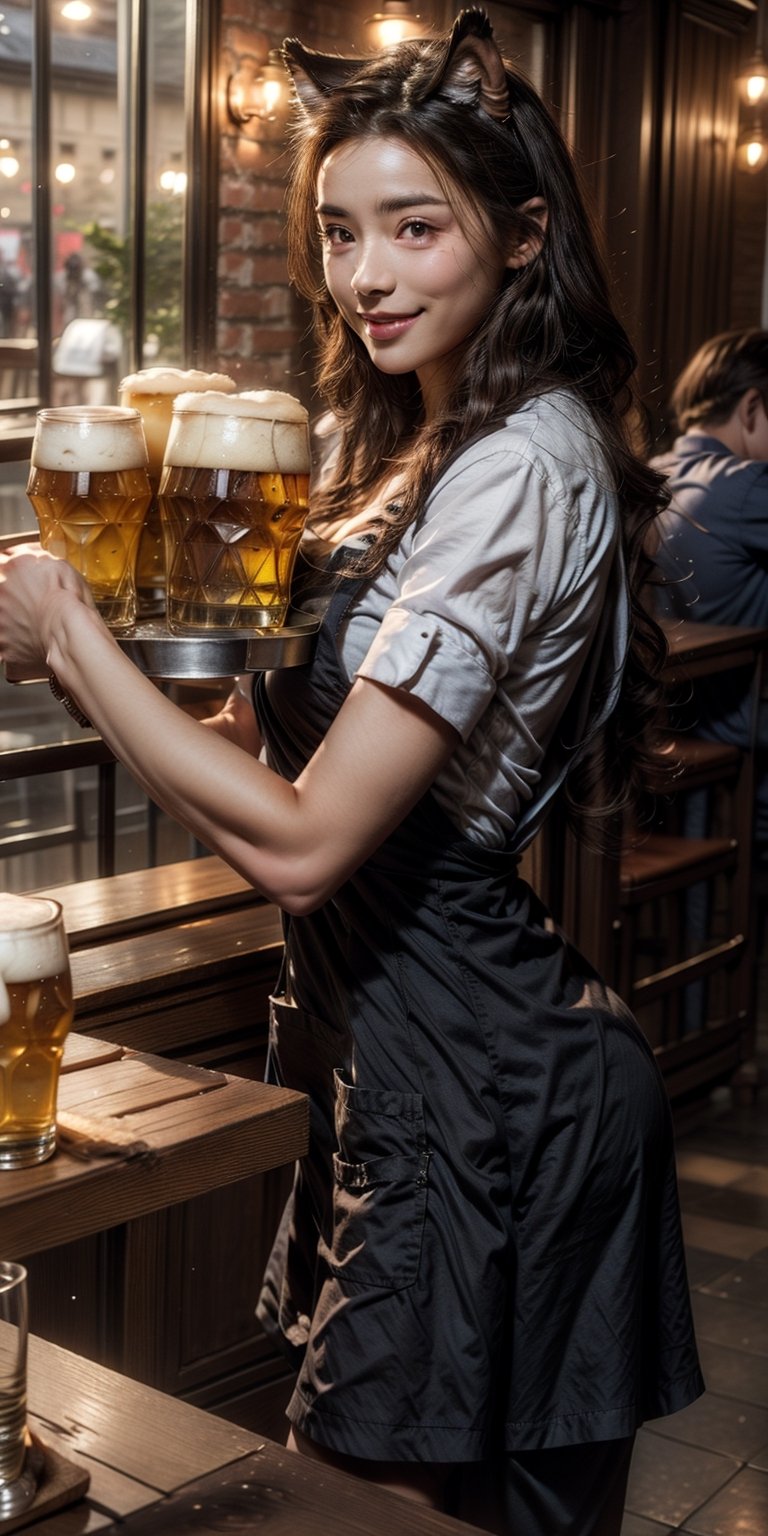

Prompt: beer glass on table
xmin=0 ymin=894 xmax=73 ymax=1169
xmin=119 ymin=367 xmax=236 ymax=615
xmin=0 ymin=1262 xmax=30 ymax=1518
xmin=159 ymin=389 xmax=311 ymax=633
xmin=26 ymin=406 xmax=152 ymax=632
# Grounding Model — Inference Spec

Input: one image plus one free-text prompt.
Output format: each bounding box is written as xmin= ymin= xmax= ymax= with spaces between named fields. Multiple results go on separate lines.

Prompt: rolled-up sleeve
xmin=354 ymin=446 xmax=577 ymax=741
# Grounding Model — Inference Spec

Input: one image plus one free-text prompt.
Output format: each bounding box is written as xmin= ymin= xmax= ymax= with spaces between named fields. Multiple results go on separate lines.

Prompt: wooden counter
xmin=0 ymin=1032 xmax=307 ymax=1259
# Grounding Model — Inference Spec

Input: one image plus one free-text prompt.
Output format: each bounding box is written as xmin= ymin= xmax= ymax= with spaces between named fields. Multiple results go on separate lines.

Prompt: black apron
xmin=255 ymin=563 xmax=703 ymax=1464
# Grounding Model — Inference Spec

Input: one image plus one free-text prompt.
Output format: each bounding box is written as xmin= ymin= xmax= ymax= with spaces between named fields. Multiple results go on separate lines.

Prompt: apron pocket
xmin=324 ymin=1069 xmax=430 ymax=1290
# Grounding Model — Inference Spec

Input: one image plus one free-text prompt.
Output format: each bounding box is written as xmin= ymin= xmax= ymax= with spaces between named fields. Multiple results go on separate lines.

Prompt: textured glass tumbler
xmin=159 ymin=390 xmax=310 ymax=633
xmin=27 ymin=406 xmax=152 ymax=632
xmin=0 ymin=1262 xmax=30 ymax=1517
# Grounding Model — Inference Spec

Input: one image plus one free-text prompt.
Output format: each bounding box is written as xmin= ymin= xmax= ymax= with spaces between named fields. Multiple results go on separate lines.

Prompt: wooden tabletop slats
xmin=39 ymin=856 xmax=260 ymax=948
xmin=120 ymin=1078 xmax=301 ymax=1141
xmin=59 ymin=1036 xmax=123 ymax=1073
xmin=69 ymin=905 xmax=284 ymax=1011
xmin=25 ymin=1335 xmax=484 ymax=1535
xmin=27 ymin=1336 xmax=263 ymax=1507
xmin=57 ymin=1054 xmax=228 ymax=1119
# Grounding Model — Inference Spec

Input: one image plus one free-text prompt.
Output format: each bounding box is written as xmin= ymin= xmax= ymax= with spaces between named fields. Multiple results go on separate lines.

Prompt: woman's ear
xmin=282 ymin=39 xmax=362 ymax=116
xmin=506 ymin=198 xmax=548 ymax=269
xmin=436 ymin=10 xmax=510 ymax=122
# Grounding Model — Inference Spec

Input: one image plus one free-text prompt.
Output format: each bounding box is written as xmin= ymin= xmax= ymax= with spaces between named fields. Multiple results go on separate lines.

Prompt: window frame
xmin=0 ymin=0 xmax=220 ymax=463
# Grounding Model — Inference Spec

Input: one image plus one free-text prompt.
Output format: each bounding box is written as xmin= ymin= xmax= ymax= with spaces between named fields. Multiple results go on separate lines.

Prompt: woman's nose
xmin=351 ymin=242 xmax=395 ymax=297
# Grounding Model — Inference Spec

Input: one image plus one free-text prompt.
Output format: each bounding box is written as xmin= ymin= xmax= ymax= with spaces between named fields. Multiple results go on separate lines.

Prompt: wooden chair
xmin=616 ymin=732 xmax=755 ymax=1100
xmin=0 ymin=337 xmax=38 ymax=411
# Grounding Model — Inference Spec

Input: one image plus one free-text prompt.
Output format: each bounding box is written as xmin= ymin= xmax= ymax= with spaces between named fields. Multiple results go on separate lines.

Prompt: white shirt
xmin=331 ymin=390 xmax=628 ymax=848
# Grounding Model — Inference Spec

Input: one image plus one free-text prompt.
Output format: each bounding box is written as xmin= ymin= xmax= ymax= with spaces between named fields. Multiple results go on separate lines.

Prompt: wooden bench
xmin=36 ymin=853 xmax=284 ymax=1063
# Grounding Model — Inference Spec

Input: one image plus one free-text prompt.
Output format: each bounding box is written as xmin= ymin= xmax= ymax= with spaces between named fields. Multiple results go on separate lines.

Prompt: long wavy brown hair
xmin=283 ymin=11 xmax=668 ymax=844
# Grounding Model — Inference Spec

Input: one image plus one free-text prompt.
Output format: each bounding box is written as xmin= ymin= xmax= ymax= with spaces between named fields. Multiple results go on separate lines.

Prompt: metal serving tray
xmin=2 ymin=612 xmax=320 ymax=686
xmin=117 ymin=611 xmax=320 ymax=680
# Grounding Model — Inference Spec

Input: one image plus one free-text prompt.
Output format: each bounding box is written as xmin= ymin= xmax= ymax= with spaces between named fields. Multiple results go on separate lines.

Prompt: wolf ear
xmin=432 ymin=8 xmax=509 ymax=122
xmin=282 ymin=38 xmax=362 ymax=115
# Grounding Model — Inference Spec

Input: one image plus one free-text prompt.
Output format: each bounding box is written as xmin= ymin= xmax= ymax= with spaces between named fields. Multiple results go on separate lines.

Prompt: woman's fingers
xmin=0 ymin=546 xmax=95 ymax=666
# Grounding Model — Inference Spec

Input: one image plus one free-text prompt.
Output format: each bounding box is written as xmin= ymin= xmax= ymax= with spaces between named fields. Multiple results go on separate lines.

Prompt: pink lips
xmin=359 ymin=312 xmax=420 ymax=340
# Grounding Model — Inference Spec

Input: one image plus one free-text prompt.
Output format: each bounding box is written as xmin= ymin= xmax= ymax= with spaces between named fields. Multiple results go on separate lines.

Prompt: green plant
xmin=82 ymin=197 xmax=184 ymax=360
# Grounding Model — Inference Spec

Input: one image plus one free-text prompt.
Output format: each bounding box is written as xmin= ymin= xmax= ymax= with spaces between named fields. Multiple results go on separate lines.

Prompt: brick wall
xmin=216 ymin=0 xmax=371 ymax=405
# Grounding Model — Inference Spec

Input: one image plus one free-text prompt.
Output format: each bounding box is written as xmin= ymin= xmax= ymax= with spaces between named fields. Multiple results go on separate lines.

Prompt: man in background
xmin=651 ymin=328 xmax=768 ymax=863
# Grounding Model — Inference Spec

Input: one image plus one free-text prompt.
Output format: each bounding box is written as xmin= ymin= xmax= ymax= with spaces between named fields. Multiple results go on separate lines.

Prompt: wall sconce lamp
xmin=736 ymin=117 xmax=768 ymax=172
xmin=364 ymin=1 xmax=427 ymax=50
xmin=227 ymin=54 xmax=290 ymax=131
xmin=735 ymin=0 xmax=768 ymax=169
xmin=737 ymin=48 xmax=768 ymax=106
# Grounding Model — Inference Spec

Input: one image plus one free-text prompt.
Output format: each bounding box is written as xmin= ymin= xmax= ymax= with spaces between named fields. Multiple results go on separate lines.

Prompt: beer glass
xmin=0 ymin=1263 xmax=30 ymax=1517
xmin=27 ymin=406 xmax=152 ymax=632
xmin=0 ymin=894 xmax=73 ymax=1169
xmin=159 ymin=389 xmax=311 ymax=633
xmin=119 ymin=368 xmax=236 ymax=615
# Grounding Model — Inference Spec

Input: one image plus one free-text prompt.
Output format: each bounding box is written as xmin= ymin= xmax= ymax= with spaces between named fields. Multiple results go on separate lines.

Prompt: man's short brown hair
xmin=671 ymin=329 xmax=768 ymax=431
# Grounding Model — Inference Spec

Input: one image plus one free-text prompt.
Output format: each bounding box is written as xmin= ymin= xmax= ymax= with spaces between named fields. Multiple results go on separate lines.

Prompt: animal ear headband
xmin=282 ymin=7 xmax=510 ymax=124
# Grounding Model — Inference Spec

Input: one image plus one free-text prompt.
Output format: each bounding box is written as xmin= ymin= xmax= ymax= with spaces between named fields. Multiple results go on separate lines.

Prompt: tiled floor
xmin=622 ymin=1074 xmax=768 ymax=1536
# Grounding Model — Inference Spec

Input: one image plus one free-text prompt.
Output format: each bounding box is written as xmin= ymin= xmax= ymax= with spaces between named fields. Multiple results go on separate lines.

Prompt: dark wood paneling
xmin=603 ymin=0 xmax=754 ymax=436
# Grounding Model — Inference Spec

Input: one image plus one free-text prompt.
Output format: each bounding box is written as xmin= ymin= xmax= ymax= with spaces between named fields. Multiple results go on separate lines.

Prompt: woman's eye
xmin=319 ymin=224 xmax=353 ymax=246
xmin=402 ymin=219 xmax=432 ymax=239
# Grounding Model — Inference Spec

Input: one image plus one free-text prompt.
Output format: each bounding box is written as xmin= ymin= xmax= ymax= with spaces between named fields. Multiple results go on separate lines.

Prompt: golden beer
xmin=119 ymin=368 xmax=236 ymax=611
xmin=27 ymin=406 xmax=152 ymax=632
xmin=159 ymin=389 xmax=311 ymax=632
xmin=0 ymin=895 xmax=73 ymax=1169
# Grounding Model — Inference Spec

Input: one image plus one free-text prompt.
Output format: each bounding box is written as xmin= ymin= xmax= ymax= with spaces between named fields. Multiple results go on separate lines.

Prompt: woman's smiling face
xmin=316 ymin=136 xmax=511 ymax=417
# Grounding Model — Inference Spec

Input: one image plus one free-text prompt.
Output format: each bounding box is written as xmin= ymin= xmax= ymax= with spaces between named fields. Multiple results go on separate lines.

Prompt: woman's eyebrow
xmin=377 ymin=193 xmax=448 ymax=213
xmin=316 ymin=194 xmax=449 ymax=217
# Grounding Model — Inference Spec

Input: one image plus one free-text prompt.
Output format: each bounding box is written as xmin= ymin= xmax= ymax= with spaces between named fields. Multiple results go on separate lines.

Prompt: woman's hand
xmin=199 ymin=677 xmax=263 ymax=757
xmin=0 ymin=544 xmax=97 ymax=669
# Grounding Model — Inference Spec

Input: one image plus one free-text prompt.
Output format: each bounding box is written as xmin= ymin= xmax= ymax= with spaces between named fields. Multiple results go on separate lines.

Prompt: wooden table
xmin=0 ymin=1032 xmax=308 ymax=1259
xmin=661 ymin=617 xmax=768 ymax=683
xmin=23 ymin=1333 xmax=483 ymax=1536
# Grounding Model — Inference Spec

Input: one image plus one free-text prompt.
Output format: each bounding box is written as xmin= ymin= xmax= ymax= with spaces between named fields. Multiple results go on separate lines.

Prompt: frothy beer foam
xmin=0 ymin=894 xmax=68 ymax=1026
xmin=164 ymin=390 xmax=310 ymax=475
xmin=119 ymin=367 xmax=237 ymax=397
xmin=32 ymin=407 xmax=148 ymax=473
xmin=119 ymin=372 xmax=237 ymax=474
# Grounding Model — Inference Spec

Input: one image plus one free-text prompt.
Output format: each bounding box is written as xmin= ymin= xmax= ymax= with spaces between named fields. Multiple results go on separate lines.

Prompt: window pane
xmin=50 ymin=0 xmax=123 ymax=406
xmin=145 ymin=0 xmax=186 ymax=366
xmin=0 ymin=2 xmax=36 ymax=404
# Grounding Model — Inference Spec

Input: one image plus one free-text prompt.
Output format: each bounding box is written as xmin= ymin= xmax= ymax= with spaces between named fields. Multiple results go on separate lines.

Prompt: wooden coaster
xmin=0 ymin=1430 xmax=90 ymax=1532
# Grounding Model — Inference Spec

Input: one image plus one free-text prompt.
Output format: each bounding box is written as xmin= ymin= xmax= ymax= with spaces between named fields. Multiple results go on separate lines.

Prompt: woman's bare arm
xmin=0 ymin=549 xmax=456 ymax=912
